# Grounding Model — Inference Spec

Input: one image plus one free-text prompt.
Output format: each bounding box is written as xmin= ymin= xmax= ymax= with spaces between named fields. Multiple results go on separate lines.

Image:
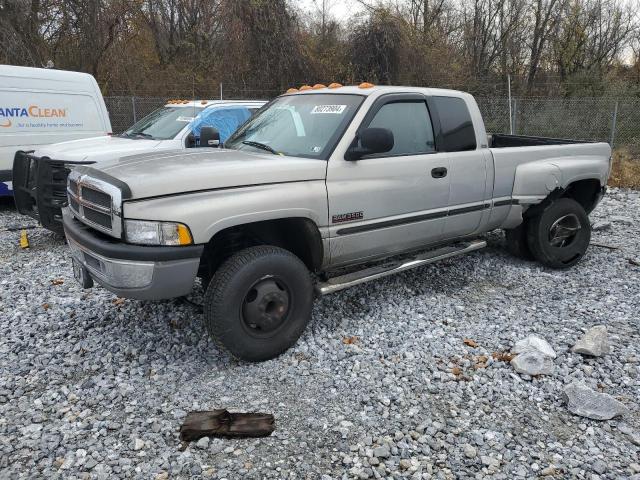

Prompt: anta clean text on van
xmin=0 ymin=65 xmax=111 ymax=195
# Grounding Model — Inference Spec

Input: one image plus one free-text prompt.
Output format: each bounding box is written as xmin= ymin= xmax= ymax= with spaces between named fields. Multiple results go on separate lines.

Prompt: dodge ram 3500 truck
xmin=62 ymin=84 xmax=611 ymax=361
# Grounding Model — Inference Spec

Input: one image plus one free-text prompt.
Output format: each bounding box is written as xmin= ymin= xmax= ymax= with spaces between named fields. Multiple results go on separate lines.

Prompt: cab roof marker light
xmin=286 ymin=88 xmax=299 ymax=94
xmin=299 ymin=85 xmax=312 ymax=91
xmin=312 ymin=84 xmax=326 ymax=89
xmin=358 ymin=82 xmax=375 ymax=89
xmin=328 ymin=83 xmax=343 ymax=89
xmin=200 ymin=100 xmax=208 ymax=105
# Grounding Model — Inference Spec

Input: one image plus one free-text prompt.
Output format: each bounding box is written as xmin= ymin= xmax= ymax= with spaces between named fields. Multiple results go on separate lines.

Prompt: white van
xmin=13 ymin=99 xmax=266 ymax=233
xmin=0 ymin=65 xmax=111 ymax=195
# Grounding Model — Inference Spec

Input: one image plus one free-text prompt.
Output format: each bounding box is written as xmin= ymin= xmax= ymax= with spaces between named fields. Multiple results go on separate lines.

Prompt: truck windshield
xmin=121 ymin=106 xmax=205 ymax=140
xmin=225 ymin=94 xmax=364 ymax=159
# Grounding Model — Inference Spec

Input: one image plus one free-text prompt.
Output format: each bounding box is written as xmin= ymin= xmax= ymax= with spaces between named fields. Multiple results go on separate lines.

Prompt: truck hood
xmin=34 ymin=135 xmax=163 ymax=162
xmin=93 ymin=148 xmax=327 ymax=199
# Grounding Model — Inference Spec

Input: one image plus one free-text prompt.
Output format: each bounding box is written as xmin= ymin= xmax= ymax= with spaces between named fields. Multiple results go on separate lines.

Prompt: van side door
xmin=326 ymin=93 xmax=451 ymax=267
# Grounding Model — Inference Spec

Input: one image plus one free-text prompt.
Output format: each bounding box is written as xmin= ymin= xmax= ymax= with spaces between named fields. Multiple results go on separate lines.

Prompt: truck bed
xmin=489 ymin=133 xmax=593 ymax=148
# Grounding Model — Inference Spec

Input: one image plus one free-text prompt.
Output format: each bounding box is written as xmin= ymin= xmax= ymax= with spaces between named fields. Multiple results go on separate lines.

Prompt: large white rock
xmin=513 ymin=335 xmax=557 ymax=359
xmin=511 ymin=350 xmax=555 ymax=375
xmin=564 ymin=381 xmax=630 ymax=420
xmin=572 ymin=325 xmax=610 ymax=357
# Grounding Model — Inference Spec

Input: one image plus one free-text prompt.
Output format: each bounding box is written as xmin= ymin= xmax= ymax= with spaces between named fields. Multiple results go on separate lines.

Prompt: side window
xmin=366 ymin=101 xmax=435 ymax=156
xmin=431 ymin=97 xmax=476 ymax=151
xmin=190 ymin=106 xmax=252 ymax=145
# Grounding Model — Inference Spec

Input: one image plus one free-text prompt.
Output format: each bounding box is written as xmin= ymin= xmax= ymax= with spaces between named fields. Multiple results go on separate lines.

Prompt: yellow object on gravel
xmin=19 ymin=229 xmax=29 ymax=249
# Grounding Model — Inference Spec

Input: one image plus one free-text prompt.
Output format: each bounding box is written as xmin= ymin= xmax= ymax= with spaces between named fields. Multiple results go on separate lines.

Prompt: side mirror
xmin=186 ymin=133 xmax=196 ymax=148
xmin=345 ymin=127 xmax=394 ymax=160
xmin=200 ymin=126 xmax=220 ymax=147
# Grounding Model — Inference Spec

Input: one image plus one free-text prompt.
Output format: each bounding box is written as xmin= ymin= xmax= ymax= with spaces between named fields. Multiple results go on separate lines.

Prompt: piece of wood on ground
xmin=179 ymin=409 xmax=275 ymax=441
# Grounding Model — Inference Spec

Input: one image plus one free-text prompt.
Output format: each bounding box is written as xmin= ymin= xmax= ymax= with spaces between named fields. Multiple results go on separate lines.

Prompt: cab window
xmin=431 ymin=96 xmax=476 ymax=151
xmin=366 ymin=101 xmax=435 ymax=156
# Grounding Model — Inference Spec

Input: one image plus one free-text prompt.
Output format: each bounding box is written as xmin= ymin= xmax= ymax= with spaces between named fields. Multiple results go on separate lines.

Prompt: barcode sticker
xmin=311 ymin=105 xmax=347 ymax=114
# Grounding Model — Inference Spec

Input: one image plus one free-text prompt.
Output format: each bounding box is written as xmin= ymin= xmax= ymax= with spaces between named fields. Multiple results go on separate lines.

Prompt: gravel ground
xmin=0 ymin=190 xmax=639 ymax=480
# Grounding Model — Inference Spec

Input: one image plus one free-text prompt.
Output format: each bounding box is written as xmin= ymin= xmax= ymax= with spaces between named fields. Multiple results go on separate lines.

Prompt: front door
xmin=326 ymin=93 xmax=451 ymax=267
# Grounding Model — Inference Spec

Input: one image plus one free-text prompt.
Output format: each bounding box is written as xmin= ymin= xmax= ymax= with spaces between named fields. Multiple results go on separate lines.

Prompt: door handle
xmin=431 ymin=167 xmax=447 ymax=178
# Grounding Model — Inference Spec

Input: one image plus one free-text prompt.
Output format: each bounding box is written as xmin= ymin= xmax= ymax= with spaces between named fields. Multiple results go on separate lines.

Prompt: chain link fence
xmin=104 ymin=96 xmax=167 ymax=134
xmin=105 ymin=94 xmax=640 ymax=152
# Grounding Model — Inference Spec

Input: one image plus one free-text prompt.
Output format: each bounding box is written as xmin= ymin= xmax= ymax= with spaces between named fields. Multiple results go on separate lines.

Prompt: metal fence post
xmin=131 ymin=96 xmax=137 ymax=124
xmin=508 ymin=75 xmax=513 ymax=134
xmin=511 ymin=98 xmax=518 ymax=135
xmin=609 ymin=100 xmax=618 ymax=148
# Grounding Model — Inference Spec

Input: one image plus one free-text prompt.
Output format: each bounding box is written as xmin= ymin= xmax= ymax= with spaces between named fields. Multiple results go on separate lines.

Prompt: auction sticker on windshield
xmin=311 ymin=105 xmax=347 ymax=114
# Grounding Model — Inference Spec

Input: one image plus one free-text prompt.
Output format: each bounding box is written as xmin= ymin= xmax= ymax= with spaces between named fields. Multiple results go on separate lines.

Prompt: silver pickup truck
xmin=62 ymin=85 xmax=611 ymax=361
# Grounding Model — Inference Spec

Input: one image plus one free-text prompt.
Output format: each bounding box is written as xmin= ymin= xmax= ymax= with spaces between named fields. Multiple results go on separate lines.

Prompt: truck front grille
xmin=67 ymin=179 xmax=116 ymax=236
xmin=83 ymin=206 xmax=113 ymax=229
xmin=68 ymin=179 xmax=79 ymax=196
xmin=81 ymin=186 xmax=111 ymax=209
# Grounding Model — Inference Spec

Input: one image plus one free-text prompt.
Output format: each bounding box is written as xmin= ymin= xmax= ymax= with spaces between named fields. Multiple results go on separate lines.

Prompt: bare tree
xmin=349 ymin=9 xmax=406 ymax=83
xmin=526 ymin=0 xmax=562 ymax=91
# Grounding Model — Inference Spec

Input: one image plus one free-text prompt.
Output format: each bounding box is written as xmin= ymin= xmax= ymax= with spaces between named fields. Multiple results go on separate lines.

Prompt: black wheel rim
xmin=548 ymin=213 xmax=581 ymax=248
xmin=241 ymin=276 xmax=291 ymax=338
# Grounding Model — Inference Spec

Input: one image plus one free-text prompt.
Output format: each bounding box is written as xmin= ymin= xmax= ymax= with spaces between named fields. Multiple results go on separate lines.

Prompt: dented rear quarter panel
xmin=491 ymin=142 xmax=611 ymax=201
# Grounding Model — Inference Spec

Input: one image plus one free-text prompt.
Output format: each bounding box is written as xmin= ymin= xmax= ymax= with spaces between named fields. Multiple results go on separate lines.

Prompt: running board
xmin=316 ymin=239 xmax=487 ymax=296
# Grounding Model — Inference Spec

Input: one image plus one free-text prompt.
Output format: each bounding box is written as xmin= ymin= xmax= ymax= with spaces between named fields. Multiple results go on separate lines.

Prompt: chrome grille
xmin=69 ymin=197 xmax=80 ymax=212
xmin=83 ymin=206 xmax=112 ymax=229
xmin=81 ymin=187 xmax=111 ymax=208
xmin=67 ymin=172 xmax=123 ymax=238
xmin=68 ymin=179 xmax=79 ymax=196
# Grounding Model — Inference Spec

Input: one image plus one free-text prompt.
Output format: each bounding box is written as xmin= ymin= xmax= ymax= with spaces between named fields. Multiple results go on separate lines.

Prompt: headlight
xmin=124 ymin=220 xmax=193 ymax=246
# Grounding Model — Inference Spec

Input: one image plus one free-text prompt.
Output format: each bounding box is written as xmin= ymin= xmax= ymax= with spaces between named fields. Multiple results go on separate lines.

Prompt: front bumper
xmin=63 ymin=209 xmax=204 ymax=300
xmin=13 ymin=151 xmax=94 ymax=234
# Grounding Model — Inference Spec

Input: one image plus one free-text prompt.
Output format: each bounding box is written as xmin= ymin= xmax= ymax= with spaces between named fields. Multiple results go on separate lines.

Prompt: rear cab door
xmin=429 ymin=94 xmax=492 ymax=239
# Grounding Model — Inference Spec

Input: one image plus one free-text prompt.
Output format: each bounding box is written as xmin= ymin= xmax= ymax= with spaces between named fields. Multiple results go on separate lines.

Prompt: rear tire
xmin=505 ymin=222 xmax=533 ymax=260
xmin=525 ymin=198 xmax=591 ymax=269
xmin=203 ymin=245 xmax=313 ymax=362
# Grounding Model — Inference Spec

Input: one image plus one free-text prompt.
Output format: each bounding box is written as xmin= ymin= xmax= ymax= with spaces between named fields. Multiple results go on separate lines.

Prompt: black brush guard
xmin=13 ymin=151 xmax=94 ymax=235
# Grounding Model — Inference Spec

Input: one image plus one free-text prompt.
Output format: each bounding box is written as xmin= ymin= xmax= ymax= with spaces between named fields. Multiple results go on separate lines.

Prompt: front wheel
xmin=203 ymin=245 xmax=313 ymax=362
xmin=526 ymin=198 xmax=591 ymax=269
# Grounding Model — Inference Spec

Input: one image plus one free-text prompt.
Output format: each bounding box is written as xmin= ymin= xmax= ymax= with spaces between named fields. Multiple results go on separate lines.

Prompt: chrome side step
xmin=316 ymin=239 xmax=487 ymax=296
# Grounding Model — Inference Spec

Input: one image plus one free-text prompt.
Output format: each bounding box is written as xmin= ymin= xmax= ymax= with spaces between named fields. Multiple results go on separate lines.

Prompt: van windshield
xmin=224 ymin=94 xmax=364 ymax=159
xmin=121 ymin=106 xmax=205 ymax=140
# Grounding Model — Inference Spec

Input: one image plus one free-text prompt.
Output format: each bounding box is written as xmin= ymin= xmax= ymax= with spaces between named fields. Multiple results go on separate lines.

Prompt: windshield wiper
xmin=242 ymin=140 xmax=279 ymax=155
xmin=131 ymin=131 xmax=155 ymax=139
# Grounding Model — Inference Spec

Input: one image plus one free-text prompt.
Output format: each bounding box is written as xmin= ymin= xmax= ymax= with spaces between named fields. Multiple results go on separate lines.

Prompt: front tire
xmin=203 ymin=246 xmax=313 ymax=362
xmin=526 ymin=198 xmax=591 ymax=269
